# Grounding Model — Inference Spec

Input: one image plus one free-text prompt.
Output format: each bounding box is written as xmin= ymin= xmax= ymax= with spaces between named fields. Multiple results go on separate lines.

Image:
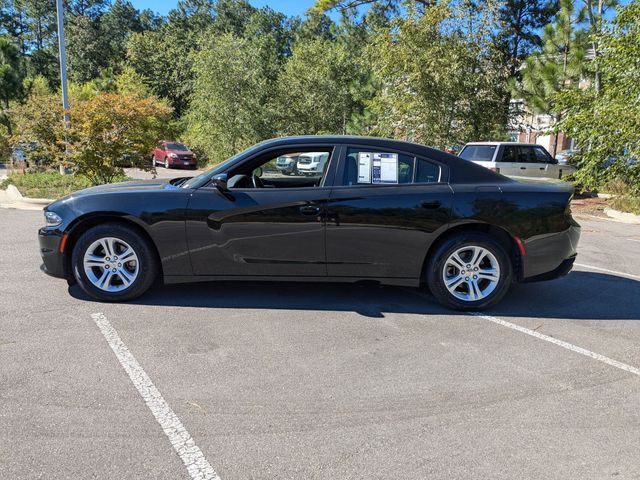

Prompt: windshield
xmin=166 ymin=143 xmax=189 ymax=151
xmin=459 ymin=145 xmax=497 ymax=161
xmin=181 ymin=143 xmax=263 ymax=189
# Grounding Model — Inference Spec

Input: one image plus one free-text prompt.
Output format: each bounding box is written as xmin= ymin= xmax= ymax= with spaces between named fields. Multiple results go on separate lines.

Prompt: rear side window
xmin=501 ymin=146 xmax=518 ymax=162
xmin=459 ymin=145 xmax=496 ymax=162
xmin=342 ymin=148 xmax=440 ymax=186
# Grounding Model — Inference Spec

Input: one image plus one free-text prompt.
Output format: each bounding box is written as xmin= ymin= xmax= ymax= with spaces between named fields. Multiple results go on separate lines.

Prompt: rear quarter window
xmin=459 ymin=145 xmax=496 ymax=162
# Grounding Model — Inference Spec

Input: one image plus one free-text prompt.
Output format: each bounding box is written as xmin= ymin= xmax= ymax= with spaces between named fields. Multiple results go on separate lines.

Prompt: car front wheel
xmin=426 ymin=232 xmax=512 ymax=311
xmin=71 ymin=224 xmax=158 ymax=302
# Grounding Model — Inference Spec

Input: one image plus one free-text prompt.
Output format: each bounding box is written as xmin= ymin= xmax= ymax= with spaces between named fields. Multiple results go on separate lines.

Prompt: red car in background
xmin=152 ymin=141 xmax=197 ymax=169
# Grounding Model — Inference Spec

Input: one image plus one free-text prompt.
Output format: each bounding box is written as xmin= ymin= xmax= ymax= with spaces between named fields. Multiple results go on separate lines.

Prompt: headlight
xmin=169 ymin=153 xmax=178 ymax=158
xmin=44 ymin=211 xmax=62 ymax=227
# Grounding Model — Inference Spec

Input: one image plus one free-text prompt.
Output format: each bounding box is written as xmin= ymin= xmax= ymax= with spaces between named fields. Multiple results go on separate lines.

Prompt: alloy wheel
xmin=83 ymin=237 xmax=139 ymax=292
xmin=442 ymin=245 xmax=500 ymax=302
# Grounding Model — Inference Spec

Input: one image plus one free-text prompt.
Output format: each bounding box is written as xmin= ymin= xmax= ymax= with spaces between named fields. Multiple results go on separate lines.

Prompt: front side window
xmin=342 ymin=148 xmax=440 ymax=186
xmin=533 ymin=146 xmax=553 ymax=163
xmin=227 ymin=148 xmax=333 ymax=189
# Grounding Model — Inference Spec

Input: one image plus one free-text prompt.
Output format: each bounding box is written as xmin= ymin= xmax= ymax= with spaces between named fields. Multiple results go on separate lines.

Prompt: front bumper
xmin=170 ymin=158 xmax=197 ymax=168
xmin=519 ymin=223 xmax=581 ymax=281
xmin=38 ymin=227 xmax=67 ymax=278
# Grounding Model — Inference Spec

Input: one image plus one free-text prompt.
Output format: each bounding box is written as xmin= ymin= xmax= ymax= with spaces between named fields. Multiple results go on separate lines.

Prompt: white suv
xmin=458 ymin=142 xmax=576 ymax=179
xmin=296 ymin=152 xmax=330 ymax=176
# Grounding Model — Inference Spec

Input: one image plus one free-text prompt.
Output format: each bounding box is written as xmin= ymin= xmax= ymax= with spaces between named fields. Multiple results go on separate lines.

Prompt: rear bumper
xmin=519 ymin=223 xmax=581 ymax=282
xmin=38 ymin=228 xmax=67 ymax=278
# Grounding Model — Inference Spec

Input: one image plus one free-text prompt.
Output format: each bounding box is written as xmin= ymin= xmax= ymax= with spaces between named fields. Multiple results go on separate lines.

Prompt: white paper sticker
xmin=357 ymin=153 xmax=371 ymax=183
xmin=374 ymin=153 xmax=398 ymax=184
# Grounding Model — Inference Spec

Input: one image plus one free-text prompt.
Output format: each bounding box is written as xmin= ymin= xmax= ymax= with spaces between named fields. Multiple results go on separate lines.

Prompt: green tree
xmin=0 ymin=35 xmax=26 ymax=135
xmin=67 ymin=92 xmax=172 ymax=183
xmin=185 ymin=32 xmax=273 ymax=160
xmin=556 ymin=0 xmax=640 ymax=193
xmin=515 ymin=0 xmax=587 ymax=155
xmin=276 ymin=37 xmax=366 ymax=135
xmin=365 ymin=2 xmax=506 ymax=148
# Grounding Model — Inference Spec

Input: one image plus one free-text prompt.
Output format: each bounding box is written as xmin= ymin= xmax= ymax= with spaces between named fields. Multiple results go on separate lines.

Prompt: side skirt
xmin=163 ymin=275 xmax=420 ymax=287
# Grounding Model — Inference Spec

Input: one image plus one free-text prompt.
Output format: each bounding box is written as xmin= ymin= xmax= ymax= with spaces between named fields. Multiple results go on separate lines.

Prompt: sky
xmin=130 ymin=0 xmax=317 ymax=17
xmin=129 ymin=0 xmax=629 ymax=20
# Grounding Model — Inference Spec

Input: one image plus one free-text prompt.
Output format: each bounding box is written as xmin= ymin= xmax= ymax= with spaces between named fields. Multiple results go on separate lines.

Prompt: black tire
xmin=164 ymin=157 xmax=170 ymax=169
xmin=71 ymin=223 xmax=159 ymax=302
xmin=426 ymin=232 xmax=513 ymax=311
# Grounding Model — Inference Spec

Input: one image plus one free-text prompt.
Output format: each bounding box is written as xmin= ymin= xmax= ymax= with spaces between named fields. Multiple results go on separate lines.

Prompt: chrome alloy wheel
xmin=83 ymin=237 xmax=139 ymax=292
xmin=442 ymin=246 xmax=500 ymax=302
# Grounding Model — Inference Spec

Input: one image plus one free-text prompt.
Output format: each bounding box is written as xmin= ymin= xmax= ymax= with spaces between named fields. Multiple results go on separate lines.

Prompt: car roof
xmin=243 ymin=135 xmax=507 ymax=184
xmin=258 ymin=135 xmax=450 ymax=158
xmin=463 ymin=142 xmax=543 ymax=147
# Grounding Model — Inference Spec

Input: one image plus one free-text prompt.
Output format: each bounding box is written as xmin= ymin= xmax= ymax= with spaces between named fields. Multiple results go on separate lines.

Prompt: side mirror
xmin=212 ymin=174 xmax=235 ymax=200
xmin=211 ymin=173 xmax=228 ymax=191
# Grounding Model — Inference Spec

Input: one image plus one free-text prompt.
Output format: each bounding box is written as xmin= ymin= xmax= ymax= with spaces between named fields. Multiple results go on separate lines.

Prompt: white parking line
xmin=91 ymin=313 xmax=220 ymax=480
xmin=474 ymin=313 xmax=640 ymax=377
xmin=403 ymin=288 xmax=640 ymax=378
xmin=575 ymin=263 xmax=640 ymax=281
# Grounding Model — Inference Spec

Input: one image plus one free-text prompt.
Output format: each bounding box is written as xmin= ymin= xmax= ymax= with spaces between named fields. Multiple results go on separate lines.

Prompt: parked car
xmin=296 ymin=152 xmax=330 ymax=176
xmin=152 ymin=141 xmax=197 ymax=169
xmin=459 ymin=142 xmax=576 ymax=179
xmin=275 ymin=153 xmax=300 ymax=175
xmin=555 ymin=149 xmax=579 ymax=165
xmin=38 ymin=135 xmax=580 ymax=311
xmin=11 ymin=141 xmax=48 ymax=168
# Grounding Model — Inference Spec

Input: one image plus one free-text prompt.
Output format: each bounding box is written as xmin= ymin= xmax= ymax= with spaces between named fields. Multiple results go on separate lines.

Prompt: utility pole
xmin=55 ymin=0 xmax=70 ymax=175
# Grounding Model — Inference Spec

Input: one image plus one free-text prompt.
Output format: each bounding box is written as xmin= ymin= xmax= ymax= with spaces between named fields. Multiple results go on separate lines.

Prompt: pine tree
xmin=516 ymin=0 xmax=587 ymax=154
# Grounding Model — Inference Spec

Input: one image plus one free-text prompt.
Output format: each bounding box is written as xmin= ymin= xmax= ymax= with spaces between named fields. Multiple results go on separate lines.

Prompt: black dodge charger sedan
xmin=38 ymin=136 xmax=580 ymax=310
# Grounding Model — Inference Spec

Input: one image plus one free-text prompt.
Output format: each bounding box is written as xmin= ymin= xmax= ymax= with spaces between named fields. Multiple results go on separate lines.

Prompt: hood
xmin=57 ymin=179 xmax=182 ymax=202
xmin=167 ymin=149 xmax=195 ymax=156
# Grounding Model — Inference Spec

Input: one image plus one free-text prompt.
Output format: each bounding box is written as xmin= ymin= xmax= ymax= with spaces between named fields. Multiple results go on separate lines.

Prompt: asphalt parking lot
xmin=1 ymin=207 xmax=640 ymax=479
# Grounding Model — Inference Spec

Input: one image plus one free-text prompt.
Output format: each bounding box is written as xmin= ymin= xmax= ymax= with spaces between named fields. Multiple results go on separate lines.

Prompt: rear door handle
xmin=420 ymin=200 xmax=441 ymax=209
xmin=520 ymin=167 xmax=527 ymax=170
xmin=299 ymin=205 xmax=321 ymax=215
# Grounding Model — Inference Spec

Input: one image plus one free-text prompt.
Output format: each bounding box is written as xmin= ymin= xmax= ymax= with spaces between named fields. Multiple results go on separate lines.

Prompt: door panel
xmin=326 ymin=184 xmax=452 ymax=279
xmin=186 ymin=187 xmax=329 ymax=276
xmin=531 ymin=146 xmax=559 ymax=178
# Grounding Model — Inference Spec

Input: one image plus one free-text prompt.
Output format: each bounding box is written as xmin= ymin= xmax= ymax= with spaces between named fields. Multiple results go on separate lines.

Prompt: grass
xmin=1 ymin=172 xmax=93 ymax=199
xmin=610 ymin=196 xmax=640 ymax=216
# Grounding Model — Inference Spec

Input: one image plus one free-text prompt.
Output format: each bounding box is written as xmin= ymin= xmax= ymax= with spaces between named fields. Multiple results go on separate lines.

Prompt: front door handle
xmin=520 ymin=167 xmax=527 ymax=170
xmin=299 ymin=205 xmax=321 ymax=215
xmin=420 ymin=200 xmax=441 ymax=209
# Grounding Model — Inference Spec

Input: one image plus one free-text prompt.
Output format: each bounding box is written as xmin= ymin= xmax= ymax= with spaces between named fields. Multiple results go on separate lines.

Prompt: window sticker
xmin=357 ymin=153 xmax=372 ymax=183
xmin=374 ymin=153 xmax=398 ymax=184
xmin=357 ymin=152 xmax=399 ymax=184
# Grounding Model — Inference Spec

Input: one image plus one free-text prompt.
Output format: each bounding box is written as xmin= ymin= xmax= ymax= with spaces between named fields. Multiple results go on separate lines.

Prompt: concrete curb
xmin=604 ymin=207 xmax=640 ymax=225
xmin=6 ymin=184 xmax=54 ymax=206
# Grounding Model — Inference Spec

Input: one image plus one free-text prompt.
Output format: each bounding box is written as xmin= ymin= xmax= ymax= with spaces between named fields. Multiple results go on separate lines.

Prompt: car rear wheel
xmin=71 ymin=224 xmax=159 ymax=302
xmin=426 ymin=232 xmax=512 ymax=311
